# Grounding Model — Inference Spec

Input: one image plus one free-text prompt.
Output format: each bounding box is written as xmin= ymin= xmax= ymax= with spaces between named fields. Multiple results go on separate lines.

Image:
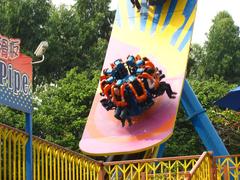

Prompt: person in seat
xmin=114 ymin=59 xmax=128 ymax=80
xmin=130 ymin=0 xmax=141 ymax=12
xmin=126 ymin=55 xmax=138 ymax=75
xmin=146 ymin=68 xmax=177 ymax=99
xmin=128 ymin=75 xmax=154 ymax=109
xmin=112 ymin=80 xmax=132 ymax=127
xmin=100 ymin=77 xmax=116 ymax=111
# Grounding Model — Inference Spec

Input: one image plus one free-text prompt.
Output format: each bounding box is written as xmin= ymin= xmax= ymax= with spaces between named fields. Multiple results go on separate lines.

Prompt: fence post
xmin=184 ymin=172 xmax=191 ymax=180
xmin=223 ymin=164 xmax=230 ymax=180
xmin=208 ymin=152 xmax=215 ymax=180
xmin=98 ymin=162 xmax=105 ymax=180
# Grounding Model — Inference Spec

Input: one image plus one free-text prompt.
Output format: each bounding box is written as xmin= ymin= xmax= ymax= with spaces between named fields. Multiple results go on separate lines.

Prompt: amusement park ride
xmin=79 ymin=0 xmax=230 ymax=159
xmin=1 ymin=0 xmax=239 ymax=179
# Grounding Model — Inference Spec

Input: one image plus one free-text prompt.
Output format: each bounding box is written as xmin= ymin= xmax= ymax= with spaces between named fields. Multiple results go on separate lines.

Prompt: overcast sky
xmin=52 ymin=0 xmax=240 ymax=45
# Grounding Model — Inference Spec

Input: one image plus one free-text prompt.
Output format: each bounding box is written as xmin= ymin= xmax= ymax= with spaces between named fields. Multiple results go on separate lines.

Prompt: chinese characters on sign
xmin=0 ymin=35 xmax=20 ymax=60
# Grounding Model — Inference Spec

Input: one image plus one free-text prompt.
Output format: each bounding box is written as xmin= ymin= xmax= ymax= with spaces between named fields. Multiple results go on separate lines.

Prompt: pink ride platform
xmin=80 ymin=0 xmax=198 ymax=155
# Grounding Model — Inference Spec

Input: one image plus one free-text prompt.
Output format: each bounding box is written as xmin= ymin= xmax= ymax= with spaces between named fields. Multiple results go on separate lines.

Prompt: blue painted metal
xmin=25 ymin=113 xmax=33 ymax=180
xmin=157 ymin=142 xmax=166 ymax=158
xmin=181 ymin=80 xmax=229 ymax=156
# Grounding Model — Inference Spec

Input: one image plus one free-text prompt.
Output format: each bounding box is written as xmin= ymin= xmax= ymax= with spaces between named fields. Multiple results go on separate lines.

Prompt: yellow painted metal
xmin=33 ymin=143 xmax=36 ymax=180
xmin=49 ymin=151 xmax=54 ymax=180
xmin=13 ymin=133 xmax=17 ymax=180
xmin=0 ymin=123 xmax=102 ymax=180
xmin=190 ymin=152 xmax=212 ymax=180
xmin=215 ymin=155 xmax=240 ymax=180
xmin=0 ymin=124 xmax=28 ymax=180
xmin=18 ymin=140 xmax=21 ymax=179
xmin=2 ymin=122 xmax=240 ymax=180
xmin=32 ymin=137 xmax=101 ymax=180
xmin=22 ymin=136 xmax=27 ymax=180
xmin=8 ymin=132 xmax=12 ymax=180
xmin=103 ymin=155 xmax=200 ymax=179
xmin=4 ymin=130 xmax=7 ymax=180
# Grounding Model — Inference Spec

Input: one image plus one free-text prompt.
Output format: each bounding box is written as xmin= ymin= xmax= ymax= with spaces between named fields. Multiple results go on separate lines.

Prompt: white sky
xmin=52 ymin=0 xmax=240 ymax=45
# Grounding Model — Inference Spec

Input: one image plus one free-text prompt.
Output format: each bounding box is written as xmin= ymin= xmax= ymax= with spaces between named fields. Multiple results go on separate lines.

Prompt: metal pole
xmin=181 ymin=79 xmax=229 ymax=156
xmin=157 ymin=142 xmax=166 ymax=158
xmin=25 ymin=113 xmax=33 ymax=180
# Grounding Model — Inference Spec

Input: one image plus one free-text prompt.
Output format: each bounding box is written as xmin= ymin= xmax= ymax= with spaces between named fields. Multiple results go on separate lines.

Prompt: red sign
xmin=0 ymin=35 xmax=32 ymax=113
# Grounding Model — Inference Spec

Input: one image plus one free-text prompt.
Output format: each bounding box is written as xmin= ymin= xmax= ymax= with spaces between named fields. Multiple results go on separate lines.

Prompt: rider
xmin=126 ymin=55 xmax=138 ymax=75
xmin=112 ymin=80 xmax=132 ymax=127
xmin=114 ymin=59 xmax=128 ymax=80
xmin=146 ymin=68 xmax=177 ymax=99
xmin=100 ymin=76 xmax=116 ymax=111
xmin=130 ymin=0 xmax=141 ymax=12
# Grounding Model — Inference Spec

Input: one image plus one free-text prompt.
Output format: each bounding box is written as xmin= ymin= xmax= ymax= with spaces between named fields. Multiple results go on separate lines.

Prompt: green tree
xmin=0 ymin=0 xmax=51 ymax=53
xmin=201 ymin=11 xmax=240 ymax=83
xmin=33 ymin=68 xmax=100 ymax=150
xmin=187 ymin=43 xmax=205 ymax=78
xmin=35 ymin=0 xmax=113 ymax=84
xmin=164 ymin=107 xmax=205 ymax=157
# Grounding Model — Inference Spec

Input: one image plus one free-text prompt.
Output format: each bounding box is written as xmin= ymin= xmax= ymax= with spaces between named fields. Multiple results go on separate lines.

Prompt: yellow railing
xmin=0 ymin=123 xmax=29 ymax=180
xmin=0 ymin=123 xmax=102 ymax=180
xmin=214 ymin=154 xmax=240 ymax=180
xmin=187 ymin=152 xmax=213 ymax=180
xmin=32 ymin=137 xmax=102 ymax=180
xmin=1 ymin=122 xmax=240 ymax=180
xmin=103 ymin=155 xmax=200 ymax=179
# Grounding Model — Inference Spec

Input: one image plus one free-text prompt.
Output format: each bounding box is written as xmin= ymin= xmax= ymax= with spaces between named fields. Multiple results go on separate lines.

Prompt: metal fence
xmin=0 ymin=123 xmax=28 ymax=180
xmin=186 ymin=152 xmax=213 ymax=180
xmin=103 ymin=155 xmax=200 ymax=179
xmin=0 ymin=123 xmax=102 ymax=180
xmin=32 ymin=137 xmax=102 ymax=180
xmin=214 ymin=154 xmax=240 ymax=180
xmin=1 ymin=122 xmax=240 ymax=180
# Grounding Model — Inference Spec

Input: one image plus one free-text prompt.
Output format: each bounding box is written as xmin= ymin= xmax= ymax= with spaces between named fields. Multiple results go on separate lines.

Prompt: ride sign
xmin=0 ymin=35 xmax=32 ymax=113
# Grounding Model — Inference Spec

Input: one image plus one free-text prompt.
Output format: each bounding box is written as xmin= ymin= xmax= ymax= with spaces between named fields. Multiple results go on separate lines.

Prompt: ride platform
xmin=80 ymin=0 xmax=198 ymax=156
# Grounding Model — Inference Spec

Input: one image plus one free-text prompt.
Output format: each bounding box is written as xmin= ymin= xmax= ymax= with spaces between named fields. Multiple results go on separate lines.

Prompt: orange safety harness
xmin=100 ymin=75 xmax=108 ymax=81
xmin=111 ymin=83 xmax=128 ymax=107
xmin=135 ymin=54 xmax=141 ymax=61
xmin=128 ymin=78 xmax=147 ymax=103
xmin=103 ymin=84 xmax=112 ymax=99
xmin=100 ymin=80 xmax=112 ymax=99
xmin=144 ymin=60 xmax=155 ymax=70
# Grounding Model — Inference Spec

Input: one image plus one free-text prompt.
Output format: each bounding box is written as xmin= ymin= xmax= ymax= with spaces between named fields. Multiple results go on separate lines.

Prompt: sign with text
xmin=0 ymin=35 xmax=32 ymax=113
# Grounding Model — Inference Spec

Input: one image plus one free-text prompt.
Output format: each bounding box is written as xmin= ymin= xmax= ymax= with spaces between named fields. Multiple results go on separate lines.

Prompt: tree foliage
xmin=187 ymin=43 xmax=204 ymax=78
xmin=200 ymin=11 xmax=240 ymax=83
xmin=35 ymin=0 xmax=113 ymax=84
xmin=0 ymin=0 xmax=51 ymax=54
xmin=33 ymin=68 xmax=100 ymax=150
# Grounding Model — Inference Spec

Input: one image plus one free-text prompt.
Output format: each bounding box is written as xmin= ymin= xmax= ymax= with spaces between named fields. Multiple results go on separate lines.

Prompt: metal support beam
xmin=157 ymin=142 xmax=166 ymax=158
xmin=181 ymin=80 xmax=229 ymax=156
xmin=25 ymin=113 xmax=33 ymax=180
